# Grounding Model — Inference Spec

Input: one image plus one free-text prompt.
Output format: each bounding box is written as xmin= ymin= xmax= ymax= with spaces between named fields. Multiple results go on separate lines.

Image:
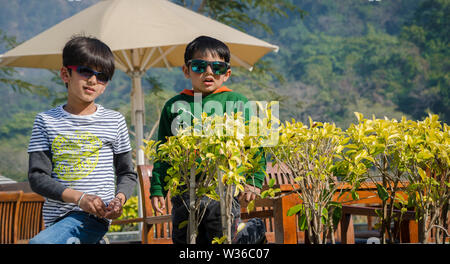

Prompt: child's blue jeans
xmin=29 ymin=211 xmax=109 ymax=244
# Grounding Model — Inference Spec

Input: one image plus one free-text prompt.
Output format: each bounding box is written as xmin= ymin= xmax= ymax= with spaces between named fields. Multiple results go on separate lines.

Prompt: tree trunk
xmin=439 ymin=201 xmax=449 ymax=243
xmin=225 ymin=185 xmax=233 ymax=244
xmin=314 ymin=212 xmax=322 ymax=244
xmin=218 ymin=170 xmax=228 ymax=243
xmin=380 ymin=200 xmax=388 ymax=244
xmin=188 ymin=165 xmax=197 ymax=244
xmin=418 ymin=216 xmax=427 ymax=243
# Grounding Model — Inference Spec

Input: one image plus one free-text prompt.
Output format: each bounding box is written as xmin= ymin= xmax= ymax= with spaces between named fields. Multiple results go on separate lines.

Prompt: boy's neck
xmin=192 ymin=87 xmax=212 ymax=96
xmin=63 ymin=102 xmax=97 ymax=115
xmin=185 ymin=86 xmax=231 ymax=96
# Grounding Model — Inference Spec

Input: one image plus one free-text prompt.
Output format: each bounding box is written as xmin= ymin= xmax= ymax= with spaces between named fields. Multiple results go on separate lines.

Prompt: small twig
xmin=430 ymin=224 xmax=450 ymax=237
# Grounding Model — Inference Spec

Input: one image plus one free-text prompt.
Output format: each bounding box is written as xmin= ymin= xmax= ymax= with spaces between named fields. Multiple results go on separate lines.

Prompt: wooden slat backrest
xmin=16 ymin=192 xmax=45 ymax=243
xmin=137 ymin=165 xmax=172 ymax=244
xmin=243 ymin=162 xmax=296 ymax=243
xmin=0 ymin=191 xmax=23 ymax=244
xmin=265 ymin=162 xmax=295 ymax=185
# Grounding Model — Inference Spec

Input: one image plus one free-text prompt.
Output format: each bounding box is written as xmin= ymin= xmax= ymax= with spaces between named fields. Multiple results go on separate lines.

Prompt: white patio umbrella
xmin=0 ymin=0 xmax=279 ymax=165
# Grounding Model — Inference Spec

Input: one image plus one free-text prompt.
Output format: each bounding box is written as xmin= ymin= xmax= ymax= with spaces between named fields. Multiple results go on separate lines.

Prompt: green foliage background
xmin=0 ymin=0 xmax=448 ymax=182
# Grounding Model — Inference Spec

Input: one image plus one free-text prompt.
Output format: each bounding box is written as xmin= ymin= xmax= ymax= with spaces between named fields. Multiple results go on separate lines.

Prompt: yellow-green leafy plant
xmin=265 ymin=117 xmax=363 ymax=244
xmin=202 ymin=112 xmax=265 ymax=244
xmin=346 ymin=112 xmax=412 ymax=243
xmin=403 ymin=114 xmax=449 ymax=243
xmin=151 ymin=121 xmax=215 ymax=244
xmin=144 ymin=112 xmax=264 ymax=244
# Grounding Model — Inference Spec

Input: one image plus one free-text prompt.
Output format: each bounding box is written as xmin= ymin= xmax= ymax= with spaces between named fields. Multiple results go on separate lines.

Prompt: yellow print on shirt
xmin=52 ymin=131 xmax=102 ymax=181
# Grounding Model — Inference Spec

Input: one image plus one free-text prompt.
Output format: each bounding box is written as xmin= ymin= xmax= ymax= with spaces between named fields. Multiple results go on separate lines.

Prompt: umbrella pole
xmin=131 ymin=71 xmax=145 ymax=239
xmin=131 ymin=72 xmax=145 ymax=166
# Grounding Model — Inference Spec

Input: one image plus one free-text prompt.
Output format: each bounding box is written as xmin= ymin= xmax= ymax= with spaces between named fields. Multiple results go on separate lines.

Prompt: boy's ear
xmin=60 ymin=66 xmax=71 ymax=84
xmin=222 ymin=69 xmax=232 ymax=82
xmin=182 ymin=64 xmax=190 ymax=79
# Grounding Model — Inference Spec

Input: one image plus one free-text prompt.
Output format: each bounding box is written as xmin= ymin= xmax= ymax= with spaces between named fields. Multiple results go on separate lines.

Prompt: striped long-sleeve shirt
xmin=28 ymin=104 xmax=136 ymax=227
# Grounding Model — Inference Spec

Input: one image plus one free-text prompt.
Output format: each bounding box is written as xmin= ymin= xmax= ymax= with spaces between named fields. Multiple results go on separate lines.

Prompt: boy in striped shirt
xmin=28 ymin=36 xmax=137 ymax=244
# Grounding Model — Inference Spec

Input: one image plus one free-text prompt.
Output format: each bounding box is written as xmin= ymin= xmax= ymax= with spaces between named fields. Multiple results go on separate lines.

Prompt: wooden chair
xmin=111 ymin=165 xmax=172 ymax=244
xmin=242 ymin=162 xmax=299 ymax=244
xmin=250 ymin=165 xmax=418 ymax=244
xmin=0 ymin=191 xmax=22 ymax=244
xmin=138 ymin=165 xmax=173 ymax=244
xmin=16 ymin=192 xmax=45 ymax=243
xmin=0 ymin=191 xmax=45 ymax=244
xmin=339 ymin=204 xmax=417 ymax=244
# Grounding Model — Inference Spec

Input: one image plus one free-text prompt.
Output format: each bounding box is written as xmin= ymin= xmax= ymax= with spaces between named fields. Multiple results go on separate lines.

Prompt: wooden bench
xmin=112 ymin=163 xmax=426 ymax=244
xmin=269 ymin=179 xmax=421 ymax=244
xmin=0 ymin=191 xmax=22 ymax=244
xmin=16 ymin=192 xmax=45 ymax=243
xmin=112 ymin=162 xmax=333 ymax=244
xmin=339 ymin=204 xmax=417 ymax=244
xmin=0 ymin=191 xmax=45 ymax=244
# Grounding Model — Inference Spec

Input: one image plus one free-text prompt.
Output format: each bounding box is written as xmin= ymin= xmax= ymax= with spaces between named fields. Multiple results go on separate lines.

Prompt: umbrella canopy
xmin=0 ymin=0 xmax=279 ymax=164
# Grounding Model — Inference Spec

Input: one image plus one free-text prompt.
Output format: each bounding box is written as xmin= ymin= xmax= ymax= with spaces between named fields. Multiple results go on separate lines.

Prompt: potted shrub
xmin=403 ymin=114 xmax=449 ymax=243
xmin=345 ymin=112 xmax=411 ymax=243
xmin=144 ymin=112 xmax=263 ymax=244
xmin=265 ymin=117 xmax=364 ymax=244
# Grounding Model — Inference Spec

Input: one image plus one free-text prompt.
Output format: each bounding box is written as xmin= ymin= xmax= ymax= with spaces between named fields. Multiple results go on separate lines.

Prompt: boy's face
xmin=182 ymin=51 xmax=231 ymax=95
xmin=60 ymin=65 xmax=107 ymax=105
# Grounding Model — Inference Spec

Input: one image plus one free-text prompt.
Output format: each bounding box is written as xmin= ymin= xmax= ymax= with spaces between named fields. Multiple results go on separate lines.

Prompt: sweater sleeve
xmin=114 ymin=151 xmax=137 ymax=201
xmin=28 ymin=150 xmax=66 ymax=201
xmin=239 ymin=93 xmax=267 ymax=189
xmin=150 ymin=100 xmax=173 ymax=197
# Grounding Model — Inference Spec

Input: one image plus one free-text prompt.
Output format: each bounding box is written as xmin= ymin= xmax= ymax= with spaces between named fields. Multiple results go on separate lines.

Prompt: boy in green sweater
xmin=150 ymin=36 xmax=266 ymax=244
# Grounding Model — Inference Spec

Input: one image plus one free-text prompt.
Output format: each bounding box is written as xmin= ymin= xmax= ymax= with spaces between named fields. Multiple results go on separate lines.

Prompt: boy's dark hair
xmin=184 ymin=36 xmax=230 ymax=64
xmin=63 ymin=35 xmax=115 ymax=81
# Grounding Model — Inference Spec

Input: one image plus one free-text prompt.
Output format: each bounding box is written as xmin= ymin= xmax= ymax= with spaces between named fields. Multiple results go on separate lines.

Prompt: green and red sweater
xmin=150 ymin=86 xmax=266 ymax=197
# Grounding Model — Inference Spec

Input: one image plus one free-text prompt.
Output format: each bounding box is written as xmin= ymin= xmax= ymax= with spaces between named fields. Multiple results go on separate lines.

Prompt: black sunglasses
xmin=66 ymin=65 xmax=109 ymax=84
xmin=187 ymin=59 xmax=230 ymax=75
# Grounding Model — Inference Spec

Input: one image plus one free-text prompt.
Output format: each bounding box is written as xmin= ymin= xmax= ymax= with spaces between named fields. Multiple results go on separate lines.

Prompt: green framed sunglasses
xmin=187 ymin=59 xmax=230 ymax=75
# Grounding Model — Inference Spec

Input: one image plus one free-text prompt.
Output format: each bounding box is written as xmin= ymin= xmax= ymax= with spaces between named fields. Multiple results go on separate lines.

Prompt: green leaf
xmin=417 ymin=150 xmax=434 ymax=161
xmin=212 ymin=236 xmax=227 ymax=244
xmin=376 ymin=183 xmax=389 ymax=201
xmin=268 ymin=178 xmax=276 ymax=188
xmin=395 ymin=193 xmax=407 ymax=204
xmin=321 ymin=207 xmax=328 ymax=224
xmin=354 ymin=112 xmax=364 ymax=123
xmin=351 ymin=190 xmax=359 ymax=201
xmin=298 ymin=214 xmax=308 ymax=231
xmin=346 ymin=144 xmax=359 ymax=150
xmin=375 ymin=209 xmax=383 ymax=218
xmin=287 ymin=204 xmax=303 ymax=217
xmin=178 ymin=220 xmax=188 ymax=230
xmin=247 ymin=200 xmax=255 ymax=213
xmin=205 ymin=192 xmax=220 ymax=201
xmin=417 ymin=167 xmax=427 ymax=180
xmin=332 ymin=206 xmax=342 ymax=226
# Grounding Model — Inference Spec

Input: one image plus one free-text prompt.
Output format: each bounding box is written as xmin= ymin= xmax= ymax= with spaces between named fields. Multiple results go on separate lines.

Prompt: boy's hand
xmin=151 ymin=196 xmax=166 ymax=214
xmin=104 ymin=195 xmax=125 ymax=219
xmin=238 ymin=184 xmax=261 ymax=202
xmin=78 ymin=193 xmax=107 ymax=218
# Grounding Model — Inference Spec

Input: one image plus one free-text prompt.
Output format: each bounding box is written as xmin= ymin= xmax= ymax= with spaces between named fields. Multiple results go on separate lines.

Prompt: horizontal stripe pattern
xmin=28 ymin=104 xmax=131 ymax=227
